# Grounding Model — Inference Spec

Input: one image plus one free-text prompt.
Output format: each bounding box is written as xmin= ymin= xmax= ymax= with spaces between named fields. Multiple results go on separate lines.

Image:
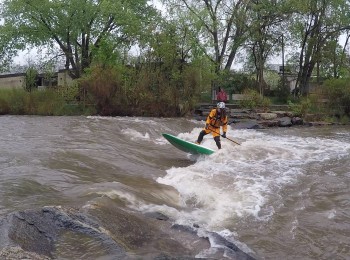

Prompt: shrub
xmin=0 ymin=97 xmax=10 ymax=115
xmin=0 ymin=88 xmax=92 ymax=115
xmin=24 ymin=67 xmax=39 ymax=92
xmin=216 ymin=71 xmax=257 ymax=95
xmin=239 ymin=89 xmax=271 ymax=111
xmin=288 ymin=98 xmax=311 ymax=117
xmin=322 ymin=78 xmax=350 ymax=117
xmin=274 ymin=78 xmax=291 ymax=103
xmin=57 ymin=81 xmax=81 ymax=103
xmin=79 ymin=64 xmax=121 ymax=115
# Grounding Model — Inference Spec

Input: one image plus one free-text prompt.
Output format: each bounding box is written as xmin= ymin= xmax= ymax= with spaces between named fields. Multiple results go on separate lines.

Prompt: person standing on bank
xmin=216 ymin=87 xmax=228 ymax=103
xmin=196 ymin=102 xmax=228 ymax=149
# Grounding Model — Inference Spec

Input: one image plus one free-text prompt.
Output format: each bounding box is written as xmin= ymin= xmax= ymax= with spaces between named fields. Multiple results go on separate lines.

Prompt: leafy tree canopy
xmin=0 ymin=0 xmax=160 ymax=78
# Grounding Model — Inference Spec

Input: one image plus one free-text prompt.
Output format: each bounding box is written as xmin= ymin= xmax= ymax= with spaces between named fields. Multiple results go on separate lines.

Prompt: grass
xmin=0 ymin=88 xmax=95 ymax=116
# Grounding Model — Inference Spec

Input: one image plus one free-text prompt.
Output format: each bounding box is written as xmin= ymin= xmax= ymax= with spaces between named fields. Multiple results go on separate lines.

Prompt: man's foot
xmin=195 ymin=141 xmax=200 ymax=145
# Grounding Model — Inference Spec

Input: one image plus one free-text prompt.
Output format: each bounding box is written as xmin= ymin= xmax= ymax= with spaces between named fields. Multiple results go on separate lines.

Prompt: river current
xmin=0 ymin=115 xmax=349 ymax=259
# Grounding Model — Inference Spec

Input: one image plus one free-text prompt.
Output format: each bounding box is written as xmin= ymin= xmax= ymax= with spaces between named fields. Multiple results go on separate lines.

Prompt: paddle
xmin=208 ymin=128 xmax=241 ymax=145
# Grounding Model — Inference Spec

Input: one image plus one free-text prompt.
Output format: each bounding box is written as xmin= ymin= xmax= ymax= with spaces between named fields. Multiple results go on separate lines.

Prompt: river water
xmin=0 ymin=115 xmax=349 ymax=260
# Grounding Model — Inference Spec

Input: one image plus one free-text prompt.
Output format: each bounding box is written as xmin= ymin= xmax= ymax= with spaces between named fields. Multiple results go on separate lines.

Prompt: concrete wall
xmin=0 ymin=73 xmax=25 ymax=89
xmin=57 ymin=70 xmax=73 ymax=86
xmin=0 ymin=70 xmax=74 ymax=89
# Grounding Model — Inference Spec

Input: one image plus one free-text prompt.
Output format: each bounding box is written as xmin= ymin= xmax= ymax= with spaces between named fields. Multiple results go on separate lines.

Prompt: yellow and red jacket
xmin=205 ymin=108 xmax=228 ymax=135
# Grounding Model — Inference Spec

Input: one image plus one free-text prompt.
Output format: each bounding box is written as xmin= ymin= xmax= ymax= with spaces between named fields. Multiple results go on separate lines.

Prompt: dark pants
xmin=197 ymin=130 xmax=221 ymax=149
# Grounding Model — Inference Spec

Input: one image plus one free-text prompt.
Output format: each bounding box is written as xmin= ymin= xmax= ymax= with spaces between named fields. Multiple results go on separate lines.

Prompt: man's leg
xmin=214 ymin=136 xmax=221 ymax=149
xmin=196 ymin=130 xmax=207 ymax=144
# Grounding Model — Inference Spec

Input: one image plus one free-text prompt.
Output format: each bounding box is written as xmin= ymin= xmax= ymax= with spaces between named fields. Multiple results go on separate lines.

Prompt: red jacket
xmin=217 ymin=90 xmax=227 ymax=102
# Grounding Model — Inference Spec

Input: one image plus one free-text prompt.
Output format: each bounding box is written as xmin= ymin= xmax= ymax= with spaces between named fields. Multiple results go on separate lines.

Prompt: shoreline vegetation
xmin=0 ymin=86 xmax=349 ymax=128
xmin=1 ymin=0 xmax=350 ymax=126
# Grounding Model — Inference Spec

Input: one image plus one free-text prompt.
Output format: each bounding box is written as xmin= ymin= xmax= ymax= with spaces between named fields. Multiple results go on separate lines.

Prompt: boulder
xmin=291 ymin=117 xmax=303 ymax=125
xmin=257 ymin=113 xmax=278 ymax=120
xmin=0 ymin=205 xmax=256 ymax=260
xmin=232 ymin=120 xmax=263 ymax=129
xmin=278 ymin=116 xmax=292 ymax=127
xmin=260 ymin=120 xmax=279 ymax=127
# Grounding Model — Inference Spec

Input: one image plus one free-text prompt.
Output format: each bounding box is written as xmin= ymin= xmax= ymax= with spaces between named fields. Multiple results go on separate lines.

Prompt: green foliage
xmin=322 ymin=78 xmax=350 ymax=117
xmin=42 ymin=61 xmax=57 ymax=87
xmin=2 ymin=0 xmax=159 ymax=78
xmin=264 ymin=70 xmax=281 ymax=90
xmin=23 ymin=67 xmax=38 ymax=92
xmin=288 ymin=98 xmax=311 ymax=117
xmin=274 ymin=78 xmax=291 ymax=103
xmin=217 ymin=71 xmax=257 ymax=94
xmin=78 ymin=49 xmax=205 ymax=116
xmin=164 ymin=0 xmax=250 ymax=73
xmin=339 ymin=115 xmax=350 ymax=124
xmin=0 ymin=88 xmax=92 ymax=115
xmin=1 ymin=0 xmax=350 ymax=118
xmin=0 ymin=98 xmax=10 ymax=115
xmin=90 ymin=38 xmax=124 ymax=67
xmin=5 ymin=89 xmax=27 ymax=114
xmin=57 ymin=81 xmax=81 ymax=102
xmin=239 ymin=89 xmax=271 ymax=110
xmin=79 ymin=64 xmax=121 ymax=115
xmin=287 ymin=0 xmax=350 ymax=94
xmin=317 ymin=40 xmax=348 ymax=79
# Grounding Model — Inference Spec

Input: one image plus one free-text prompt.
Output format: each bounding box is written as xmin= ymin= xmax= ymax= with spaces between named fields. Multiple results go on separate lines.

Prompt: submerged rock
xmin=0 ymin=206 xmax=125 ymax=259
xmin=0 ymin=246 xmax=50 ymax=260
xmin=0 ymin=205 xmax=256 ymax=259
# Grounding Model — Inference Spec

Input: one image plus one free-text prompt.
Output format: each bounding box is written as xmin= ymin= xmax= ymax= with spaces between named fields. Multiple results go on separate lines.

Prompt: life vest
xmin=207 ymin=108 xmax=228 ymax=129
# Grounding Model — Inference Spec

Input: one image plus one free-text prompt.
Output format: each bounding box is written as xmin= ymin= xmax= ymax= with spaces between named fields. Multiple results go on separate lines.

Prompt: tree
xmin=163 ymin=0 xmax=251 ymax=75
xmin=1 ymin=0 xmax=159 ymax=79
xmin=24 ymin=67 xmax=38 ymax=92
xmin=317 ymin=39 xmax=350 ymax=79
xmin=0 ymin=24 xmax=25 ymax=72
xmin=288 ymin=0 xmax=350 ymax=95
xmin=128 ymin=19 xmax=211 ymax=115
xmin=245 ymin=0 xmax=292 ymax=96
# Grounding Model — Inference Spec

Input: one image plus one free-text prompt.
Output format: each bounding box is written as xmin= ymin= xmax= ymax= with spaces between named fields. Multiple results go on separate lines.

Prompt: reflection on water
xmin=0 ymin=116 xmax=349 ymax=259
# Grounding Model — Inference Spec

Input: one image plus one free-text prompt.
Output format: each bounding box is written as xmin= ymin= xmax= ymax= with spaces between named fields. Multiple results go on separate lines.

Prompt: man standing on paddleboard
xmin=196 ymin=102 xmax=228 ymax=149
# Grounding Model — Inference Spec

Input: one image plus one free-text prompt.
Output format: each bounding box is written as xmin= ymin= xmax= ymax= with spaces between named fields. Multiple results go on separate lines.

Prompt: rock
xmin=260 ymin=120 xmax=279 ymax=127
xmin=144 ymin=211 xmax=169 ymax=221
xmin=0 ymin=206 xmax=126 ymax=259
xmin=207 ymin=232 xmax=256 ymax=260
xmin=232 ymin=120 xmax=263 ymax=129
xmin=278 ymin=116 xmax=292 ymax=127
xmin=0 ymin=246 xmax=50 ymax=260
xmin=271 ymin=110 xmax=294 ymax=117
xmin=308 ymin=121 xmax=333 ymax=126
xmin=233 ymin=112 xmax=254 ymax=119
xmin=291 ymin=117 xmax=303 ymax=125
xmin=257 ymin=113 xmax=278 ymax=120
xmin=192 ymin=105 xmax=335 ymax=129
xmin=0 ymin=204 xmax=256 ymax=260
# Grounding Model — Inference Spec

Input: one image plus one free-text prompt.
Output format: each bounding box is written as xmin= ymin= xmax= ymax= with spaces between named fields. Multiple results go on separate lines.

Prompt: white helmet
xmin=217 ymin=102 xmax=225 ymax=109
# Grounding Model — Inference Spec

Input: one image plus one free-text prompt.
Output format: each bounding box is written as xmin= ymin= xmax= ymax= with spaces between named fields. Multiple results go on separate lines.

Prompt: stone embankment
xmin=194 ymin=103 xmax=332 ymax=129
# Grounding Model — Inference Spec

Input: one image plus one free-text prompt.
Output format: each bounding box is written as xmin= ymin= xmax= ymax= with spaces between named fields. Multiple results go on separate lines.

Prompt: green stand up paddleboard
xmin=162 ymin=133 xmax=215 ymax=155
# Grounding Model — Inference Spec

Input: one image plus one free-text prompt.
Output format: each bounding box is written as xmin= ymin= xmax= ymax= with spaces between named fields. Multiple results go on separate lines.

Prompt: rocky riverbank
xmin=193 ymin=104 xmax=334 ymax=129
